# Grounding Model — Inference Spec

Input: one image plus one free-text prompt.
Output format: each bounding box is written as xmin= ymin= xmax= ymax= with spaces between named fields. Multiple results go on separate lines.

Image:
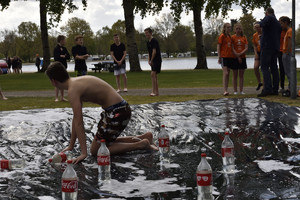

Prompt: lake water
xmin=19 ymin=54 xmax=300 ymax=73
xmin=1 ymin=98 xmax=300 ymax=199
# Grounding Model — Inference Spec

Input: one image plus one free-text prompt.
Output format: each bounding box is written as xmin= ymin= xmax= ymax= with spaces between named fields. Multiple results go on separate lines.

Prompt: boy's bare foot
xmin=1 ymin=96 xmax=8 ymax=100
xmin=61 ymin=98 xmax=68 ymax=102
xmin=55 ymin=98 xmax=59 ymax=102
xmin=139 ymin=139 xmax=158 ymax=151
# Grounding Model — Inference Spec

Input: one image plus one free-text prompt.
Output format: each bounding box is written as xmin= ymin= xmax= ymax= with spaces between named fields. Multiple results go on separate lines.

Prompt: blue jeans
xmin=260 ymin=49 xmax=279 ymax=93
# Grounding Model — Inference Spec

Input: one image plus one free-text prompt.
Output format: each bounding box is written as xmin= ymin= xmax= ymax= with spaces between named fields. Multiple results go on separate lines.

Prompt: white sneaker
xmin=234 ymin=92 xmax=238 ymax=95
xmin=116 ymin=89 xmax=120 ymax=93
xmin=240 ymin=91 xmax=246 ymax=95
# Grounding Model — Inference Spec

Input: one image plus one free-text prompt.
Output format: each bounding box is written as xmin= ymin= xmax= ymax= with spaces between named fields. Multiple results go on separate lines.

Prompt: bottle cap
xmin=225 ymin=132 xmax=229 ymax=135
xmin=48 ymin=159 xmax=52 ymax=163
xmin=67 ymin=160 xmax=73 ymax=164
xmin=201 ymin=153 xmax=206 ymax=157
xmin=161 ymin=125 xmax=165 ymax=128
xmin=100 ymin=139 xmax=106 ymax=143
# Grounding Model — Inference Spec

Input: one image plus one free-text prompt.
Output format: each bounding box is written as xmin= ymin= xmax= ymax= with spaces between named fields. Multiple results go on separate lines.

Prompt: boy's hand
xmin=62 ymin=146 xmax=73 ymax=152
xmin=73 ymin=154 xmax=87 ymax=164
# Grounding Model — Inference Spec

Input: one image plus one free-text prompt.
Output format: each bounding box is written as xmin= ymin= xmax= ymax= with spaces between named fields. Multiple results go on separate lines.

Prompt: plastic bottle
xmin=49 ymin=151 xmax=72 ymax=164
xmin=158 ymin=125 xmax=170 ymax=159
xmin=197 ymin=153 xmax=213 ymax=200
xmin=221 ymin=132 xmax=235 ymax=173
xmin=97 ymin=139 xmax=111 ymax=185
xmin=0 ymin=159 xmax=25 ymax=170
xmin=61 ymin=160 xmax=78 ymax=200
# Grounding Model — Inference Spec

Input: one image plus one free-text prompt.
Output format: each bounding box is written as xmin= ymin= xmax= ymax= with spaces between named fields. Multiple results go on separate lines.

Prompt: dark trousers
xmin=277 ymin=52 xmax=285 ymax=89
xmin=260 ymin=48 xmax=279 ymax=93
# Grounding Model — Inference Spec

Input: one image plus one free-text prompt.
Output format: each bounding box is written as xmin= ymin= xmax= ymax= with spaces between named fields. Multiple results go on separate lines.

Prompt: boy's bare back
xmin=67 ymin=75 xmax=123 ymax=109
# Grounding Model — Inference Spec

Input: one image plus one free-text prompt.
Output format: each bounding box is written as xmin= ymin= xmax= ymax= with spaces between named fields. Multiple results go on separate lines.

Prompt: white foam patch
xmin=255 ymin=160 xmax=296 ymax=173
xmin=114 ymin=162 xmax=139 ymax=170
xmin=101 ymin=176 xmax=191 ymax=198
xmin=38 ymin=196 xmax=57 ymax=200
xmin=282 ymin=137 xmax=300 ymax=144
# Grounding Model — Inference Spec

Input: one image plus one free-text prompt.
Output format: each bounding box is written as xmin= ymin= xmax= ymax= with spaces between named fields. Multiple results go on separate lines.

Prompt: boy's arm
xmin=69 ymin=93 xmax=88 ymax=164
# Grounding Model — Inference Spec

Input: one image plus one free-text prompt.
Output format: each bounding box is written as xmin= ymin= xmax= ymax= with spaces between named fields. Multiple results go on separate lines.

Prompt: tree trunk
xmin=123 ymin=0 xmax=142 ymax=72
xmin=193 ymin=2 xmax=207 ymax=69
xmin=40 ymin=0 xmax=50 ymax=72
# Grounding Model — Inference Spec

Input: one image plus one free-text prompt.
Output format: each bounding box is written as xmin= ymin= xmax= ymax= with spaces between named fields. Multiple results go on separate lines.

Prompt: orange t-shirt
xmin=231 ymin=34 xmax=248 ymax=58
xmin=218 ymin=33 xmax=234 ymax=58
xmin=280 ymin=30 xmax=287 ymax=52
xmin=283 ymin=28 xmax=292 ymax=54
xmin=252 ymin=32 xmax=261 ymax=53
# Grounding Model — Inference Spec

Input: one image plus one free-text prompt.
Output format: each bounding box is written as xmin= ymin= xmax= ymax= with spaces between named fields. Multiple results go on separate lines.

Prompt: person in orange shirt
xmin=252 ymin=22 xmax=263 ymax=91
xmin=231 ymin=23 xmax=248 ymax=95
xmin=217 ymin=23 xmax=234 ymax=96
xmin=278 ymin=17 xmax=287 ymax=93
xmin=280 ymin=16 xmax=292 ymax=97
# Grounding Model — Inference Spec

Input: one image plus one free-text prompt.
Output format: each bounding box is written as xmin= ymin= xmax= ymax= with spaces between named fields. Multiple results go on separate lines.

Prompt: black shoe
xmin=282 ymin=90 xmax=290 ymax=97
xmin=271 ymin=91 xmax=279 ymax=95
xmin=257 ymin=91 xmax=271 ymax=97
xmin=256 ymin=83 xmax=263 ymax=91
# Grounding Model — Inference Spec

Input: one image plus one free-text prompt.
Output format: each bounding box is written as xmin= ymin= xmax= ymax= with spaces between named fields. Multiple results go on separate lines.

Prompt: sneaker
xmin=240 ymin=91 xmax=246 ymax=95
xmin=257 ymin=90 xmax=271 ymax=97
xmin=234 ymin=92 xmax=238 ymax=95
xmin=116 ymin=89 xmax=121 ymax=93
xmin=256 ymin=83 xmax=263 ymax=91
xmin=282 ymin=90 xmax=290 ymax=97
xmin=123 ymin=88 xmax=128 ymax=92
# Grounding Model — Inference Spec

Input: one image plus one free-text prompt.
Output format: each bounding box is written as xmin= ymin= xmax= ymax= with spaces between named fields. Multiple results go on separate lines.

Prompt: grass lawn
xmin=0 ymin=69 xmax=300 ymax=111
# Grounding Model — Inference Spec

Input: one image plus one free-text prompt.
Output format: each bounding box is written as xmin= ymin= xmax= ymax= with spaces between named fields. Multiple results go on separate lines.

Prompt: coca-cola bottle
xmin=62 ymin=160 xmax=78 ymax=200
xmin=196 ymin=153 xmax=213 ymax=200
xmin=158 ymin=125 xmax=170 ymax=159
xmin=221 ymin=132 xmax=235 ymax=173
xmin=0 ymin=159 xmax=25 ymax=170
xmin=49 ymin=151 xmax=72 ymax=164
xmin=97 ymin=139 xmax=111 ymax=185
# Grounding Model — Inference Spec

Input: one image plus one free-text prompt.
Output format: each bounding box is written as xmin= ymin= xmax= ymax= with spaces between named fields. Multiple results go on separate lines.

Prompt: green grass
xmin=1 ymin=69 xmax=300 ymax=111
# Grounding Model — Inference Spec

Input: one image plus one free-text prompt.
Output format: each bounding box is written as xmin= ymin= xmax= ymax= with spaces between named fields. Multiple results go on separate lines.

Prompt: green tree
xmin=170 ymin=0 xmax=271 ymax=69
xmin=0 ymin=29 xmax=17 ymax=58
xmin=60 ymin=17 xmax=95 ymax=56
xmin=239 ymin=13 xmax=256 ymax=53
xmin=171 ymin=25 xmax=195 ymax=53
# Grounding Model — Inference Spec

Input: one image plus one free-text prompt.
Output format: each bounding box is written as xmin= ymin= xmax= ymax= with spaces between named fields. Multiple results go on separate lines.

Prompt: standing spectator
xmin=278 ymin=17 xmax=287 ymax=93
xmin=12 ymin=56 xmax=19 ymax=74
xmin=280 ymin=16 xmax=292 ymax=97
xmin=110 ymin=33 xmax=128 ymax=93
xmin=217 ymin=23 xmax=234 ymax=96
xmin=231 ymin=23 xmax=248 ymax=95
xmin=144 ymin=28 xmax=162 ymax=97
xmin=17 ymin=57 xmax=22 ymax=74
xmin=258 ymin=7 xmax=282 ymax=97
xmin=72 ymin=35 xmax=89 ymax=76
xmin=6 ymin=57 xmax=11 ymax=73
xmin=54 ymin=35 xmax=70 ymax=102
xmin=252 ymin=22 xmax=263 ymax=91
xmin=0 ymin=69 xmax=8 ymax=100
xmin=35 ymin=54 xmax=41 ymax=72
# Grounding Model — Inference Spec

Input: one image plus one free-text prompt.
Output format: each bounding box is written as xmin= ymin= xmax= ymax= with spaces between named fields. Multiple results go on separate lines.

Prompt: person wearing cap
xmin=71 ymin=35 xmax=89 ymax=76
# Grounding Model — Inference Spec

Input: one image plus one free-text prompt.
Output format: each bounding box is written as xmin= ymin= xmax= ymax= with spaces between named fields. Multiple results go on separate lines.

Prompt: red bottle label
xmin=222 ymin=148 xmax=234 ymax=157
xmin=0 ymin=160 xmax=9 ymax=169
xmin=97 ymin=155 xmax=110 ymax=166
xmin=61 ymin=179 xmax=78 ymax=192
xmin=196 ymin=173 xmax=212 ymax=186
xmin=59 ymin=152 xmax=67 ymax=162
xmin=159 ymin=138 xmax=170 ymax=148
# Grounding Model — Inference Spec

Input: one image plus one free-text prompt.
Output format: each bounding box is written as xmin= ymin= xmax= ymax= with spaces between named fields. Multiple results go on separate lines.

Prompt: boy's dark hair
xmin=57 ymin=35 xmax=66 ymax=43
xmin=266 ymin=7 xmax=275 ymax=15
xmin=113 ymin=33 xmax=119 ymax=37
xmin=46 ymin=61 xmax=70 ymax=82
xmin=279 ymin=16 xmax=291 ymax=26
xmin=144 ymin=27 xmax=153 ymax=34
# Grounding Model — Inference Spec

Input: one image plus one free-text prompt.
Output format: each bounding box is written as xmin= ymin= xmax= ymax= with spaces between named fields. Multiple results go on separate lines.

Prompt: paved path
xmin=4 ymin=87 xmax=260 ymax=97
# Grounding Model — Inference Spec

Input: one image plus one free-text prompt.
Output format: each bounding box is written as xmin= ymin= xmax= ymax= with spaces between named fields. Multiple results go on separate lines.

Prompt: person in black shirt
xmin=144 ymin=27 xmax=162 ymax=96
xmin=110 ymin=33 xmax=128 ymax=93
xmin=35 ymin=54 xmax=41 ymax=72
xmin=6 ymin=57 xmax=11 ymax=73
xmin=54 ymin=35 xmax=70 ymax=102
xmin=72 ymin=35 xmax=89 ymax=76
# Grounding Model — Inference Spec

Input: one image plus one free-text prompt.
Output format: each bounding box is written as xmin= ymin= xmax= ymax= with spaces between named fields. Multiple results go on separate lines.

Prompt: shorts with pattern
xmin=95 ymin=100 xmax=131 ymax=143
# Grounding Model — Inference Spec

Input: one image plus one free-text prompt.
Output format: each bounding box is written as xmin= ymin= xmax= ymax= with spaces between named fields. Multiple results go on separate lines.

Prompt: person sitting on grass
xmin=46 ymin=61 xmax=158 ymax=164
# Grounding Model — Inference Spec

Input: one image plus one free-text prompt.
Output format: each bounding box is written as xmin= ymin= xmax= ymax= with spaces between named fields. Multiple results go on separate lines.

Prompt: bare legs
xmin=115 ymin=73 xmax=128 ymax=92
xmin=232 ymin=69 xmax=245 ymax=94
xmin=0 ymin=90 xmax=7 ymax=100
xmin=254 ymin=59 xmax=263 ymax=90
xmin=55 ymin=87 xmax=67 ymax=102
xmin=90 ymin=132 xmax=158 ymax=156
xmin=222 ymin=66 xmax=230 ymax=95
xmin=150 ymin=71 xmax=159 ymax=96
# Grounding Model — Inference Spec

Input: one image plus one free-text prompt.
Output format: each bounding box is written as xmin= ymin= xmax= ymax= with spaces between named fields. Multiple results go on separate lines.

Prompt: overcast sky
xmin=0 ymin=0 xmax=299 ymax=36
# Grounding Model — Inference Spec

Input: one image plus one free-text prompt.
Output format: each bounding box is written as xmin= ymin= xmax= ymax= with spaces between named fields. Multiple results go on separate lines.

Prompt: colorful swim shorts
xmin=95 ymin=100 xmax=131 ymax=143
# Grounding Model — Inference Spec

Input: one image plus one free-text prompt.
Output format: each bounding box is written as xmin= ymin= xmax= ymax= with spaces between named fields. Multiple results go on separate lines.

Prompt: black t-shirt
xmin=72 ymin=44 xmax=88 ymax=71
xmin=110 ymin=43 xmax=126 ymax=65
xmin=54 ymin=44 xmax=70 ymax=68
xmin=147 ymin=38 xmax=162 ymax=63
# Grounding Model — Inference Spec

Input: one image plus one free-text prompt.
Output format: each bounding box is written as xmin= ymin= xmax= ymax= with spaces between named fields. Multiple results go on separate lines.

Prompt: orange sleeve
xmin=218 ymin=34 xmax=224 ymax=44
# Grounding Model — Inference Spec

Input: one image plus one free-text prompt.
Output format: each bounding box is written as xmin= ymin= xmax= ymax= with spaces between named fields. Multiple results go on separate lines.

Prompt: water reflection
xmin=0 ymin=98 xmax=300 ymax=199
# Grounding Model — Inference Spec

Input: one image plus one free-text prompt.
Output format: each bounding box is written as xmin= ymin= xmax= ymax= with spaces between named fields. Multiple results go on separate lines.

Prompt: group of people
xmin=218 ymin=7 xmax=293 ymax=97
xmin=5 ymin=56 xmax=22 ymax=74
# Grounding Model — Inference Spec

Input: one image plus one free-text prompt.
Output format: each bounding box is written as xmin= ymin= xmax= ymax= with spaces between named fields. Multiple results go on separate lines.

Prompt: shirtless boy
xmin=46 ymin=62 xmax=158 ymax=163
